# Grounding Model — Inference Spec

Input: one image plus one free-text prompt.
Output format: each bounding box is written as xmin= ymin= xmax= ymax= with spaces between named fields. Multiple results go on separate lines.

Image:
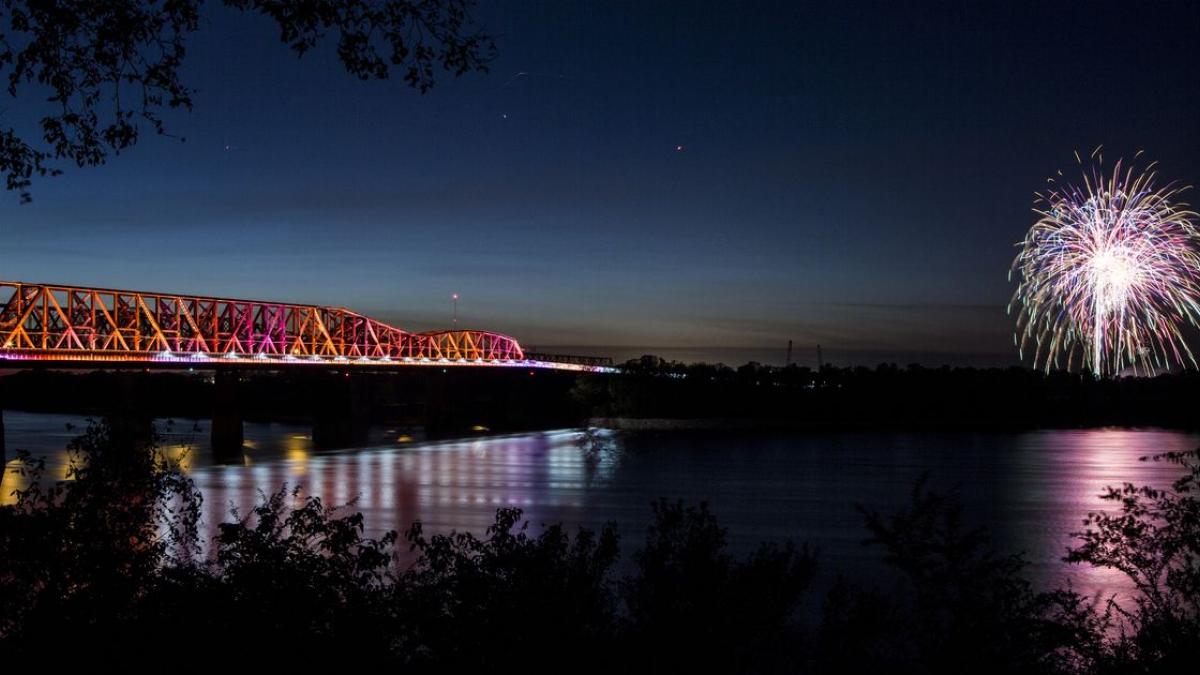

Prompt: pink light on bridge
xmin=0 ymin=281 xmax=613 ymax=372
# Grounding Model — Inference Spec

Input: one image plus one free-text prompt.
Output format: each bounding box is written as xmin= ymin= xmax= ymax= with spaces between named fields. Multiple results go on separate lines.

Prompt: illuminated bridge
xmin=0 ymin=281 xmax=614 ymax=372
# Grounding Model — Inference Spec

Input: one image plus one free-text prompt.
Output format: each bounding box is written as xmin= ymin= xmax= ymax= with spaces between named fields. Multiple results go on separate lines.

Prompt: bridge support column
xmin=311 ymin=373 xmax=371 ymax=450
xmin=106 ymin=372 xmax=154 ymax=453
xmin=211 ymin=369 xmax=244 ymax=463
xmin=422 ymin=369 xmax=454 ymax=437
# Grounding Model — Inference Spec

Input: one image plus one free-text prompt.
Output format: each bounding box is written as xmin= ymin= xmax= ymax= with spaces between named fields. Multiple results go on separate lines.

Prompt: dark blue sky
xmin=4 ymin=1 xmax=1200 ymax=366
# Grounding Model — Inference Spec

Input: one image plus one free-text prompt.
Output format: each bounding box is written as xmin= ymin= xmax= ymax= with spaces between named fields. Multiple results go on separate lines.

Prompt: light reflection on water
xmin=192 ymin=428 xmax=619 ymax=548
xmin=2 ymin=411 xmax=1196 ymax=600
xmin=992 ymin=428 xmax=1192 ymax=602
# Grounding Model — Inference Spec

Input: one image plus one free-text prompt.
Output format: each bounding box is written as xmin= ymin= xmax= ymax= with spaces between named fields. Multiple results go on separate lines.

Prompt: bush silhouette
xmin=622 ymin=499 xmax=816 ymax=672
xmin=818 ymin=479 xmax=1102 ymax=674
xmin=1063 ymin=449 xmax=1200 ymax=674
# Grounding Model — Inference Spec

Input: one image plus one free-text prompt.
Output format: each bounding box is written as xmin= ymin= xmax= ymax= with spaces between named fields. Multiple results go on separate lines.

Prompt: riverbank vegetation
xmin=1 ymin=421 xmax=1197 ymax=672
xmin=573 ymin=355 xmax=1200 ymax=430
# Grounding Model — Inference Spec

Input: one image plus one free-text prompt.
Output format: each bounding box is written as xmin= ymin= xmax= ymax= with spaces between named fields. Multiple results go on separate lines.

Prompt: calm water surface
xmin=3 ymin=411 xmax=1195 ymax=598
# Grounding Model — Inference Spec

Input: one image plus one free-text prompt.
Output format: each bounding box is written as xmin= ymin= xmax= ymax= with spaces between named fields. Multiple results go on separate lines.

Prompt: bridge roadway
xmin=0 ymin=280 xmax=615 ymax=460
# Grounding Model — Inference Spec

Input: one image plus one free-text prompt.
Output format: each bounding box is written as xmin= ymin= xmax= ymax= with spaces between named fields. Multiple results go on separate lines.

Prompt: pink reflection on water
xmin=1009 ymin=428 xmax=1196 ymax=605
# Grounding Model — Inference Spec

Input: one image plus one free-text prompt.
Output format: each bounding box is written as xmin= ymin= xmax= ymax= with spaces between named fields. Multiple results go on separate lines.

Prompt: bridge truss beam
xmin=0 ymin=281 xmax=612 ymax=372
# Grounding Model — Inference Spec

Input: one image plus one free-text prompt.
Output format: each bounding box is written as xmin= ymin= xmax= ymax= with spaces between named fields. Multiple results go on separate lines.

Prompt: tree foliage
xmin=396 ymin=508 xmax=622 ymax=669
xmin=0 ymin=0 xmax=494 ymax=201
xmin=819 ymin=480 xmax=1099 ymax=675
xmin=623 ymin=499 xmax=816 ymax=672
xmin=572 ymin=356 xmax=1200 ymax=430
xmin=1065 ymin=449 xmax=1200 ymax=673
xmin=0 ymin=421 xmax=200 ymax=649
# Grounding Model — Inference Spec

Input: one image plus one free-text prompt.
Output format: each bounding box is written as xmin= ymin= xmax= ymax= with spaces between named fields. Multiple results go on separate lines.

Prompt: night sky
xmin=3 ymin=1 xmax=1200 ymax=367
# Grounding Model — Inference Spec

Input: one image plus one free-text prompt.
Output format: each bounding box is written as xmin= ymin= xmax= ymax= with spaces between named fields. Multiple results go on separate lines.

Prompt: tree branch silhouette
xmin=0 ymin=0 xmax=494 ymax=202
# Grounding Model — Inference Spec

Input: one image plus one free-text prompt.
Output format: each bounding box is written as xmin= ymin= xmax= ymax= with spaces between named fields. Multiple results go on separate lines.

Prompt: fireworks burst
xmin=1009 ymin=150 xmax=1200 ymax=377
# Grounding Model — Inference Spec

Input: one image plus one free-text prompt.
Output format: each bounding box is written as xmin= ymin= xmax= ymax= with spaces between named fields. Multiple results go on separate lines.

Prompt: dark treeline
xmin=573 ymin=355 xmax=1200 ymax=429
xmin=7 ymin=357 xmax=1200 ymax=434
xmin=1 ymin=421 xmax=1197 ymax=673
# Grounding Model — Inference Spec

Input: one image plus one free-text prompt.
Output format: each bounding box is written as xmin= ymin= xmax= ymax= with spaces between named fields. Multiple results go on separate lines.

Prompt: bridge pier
xmin=211 ymin=369 xmax=244 ymax=463
xmin=311 ymin=373 xmax=371 ymax=450
xmin=105 ymin=372 xmax=154 ymax=452
xmin=422 ymin=369 xmax=455 ymax=436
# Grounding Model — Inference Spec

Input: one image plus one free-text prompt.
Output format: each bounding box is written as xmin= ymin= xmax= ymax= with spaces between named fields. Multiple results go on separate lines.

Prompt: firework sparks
xmin=1009 ymin=150 xmax=1200 ymax=377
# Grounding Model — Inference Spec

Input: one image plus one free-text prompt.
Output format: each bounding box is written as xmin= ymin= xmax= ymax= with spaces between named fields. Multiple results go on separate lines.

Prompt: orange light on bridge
xmin=0 ymin=281 xmax=618 ymax=372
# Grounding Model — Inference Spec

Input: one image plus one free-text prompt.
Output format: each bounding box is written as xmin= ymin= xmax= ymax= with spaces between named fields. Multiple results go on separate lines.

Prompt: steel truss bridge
xmin=0 ymin=281 xmax=614 ymax=372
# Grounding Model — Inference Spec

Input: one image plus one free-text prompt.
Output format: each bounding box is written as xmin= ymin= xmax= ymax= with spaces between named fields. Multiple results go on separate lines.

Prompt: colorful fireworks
xmin=1009 ymin=150 xmax=1200 ymax=377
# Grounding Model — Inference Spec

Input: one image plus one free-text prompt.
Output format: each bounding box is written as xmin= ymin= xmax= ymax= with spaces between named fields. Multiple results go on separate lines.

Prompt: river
xmin=2 ymin=410 xmax=1195 ymax=600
